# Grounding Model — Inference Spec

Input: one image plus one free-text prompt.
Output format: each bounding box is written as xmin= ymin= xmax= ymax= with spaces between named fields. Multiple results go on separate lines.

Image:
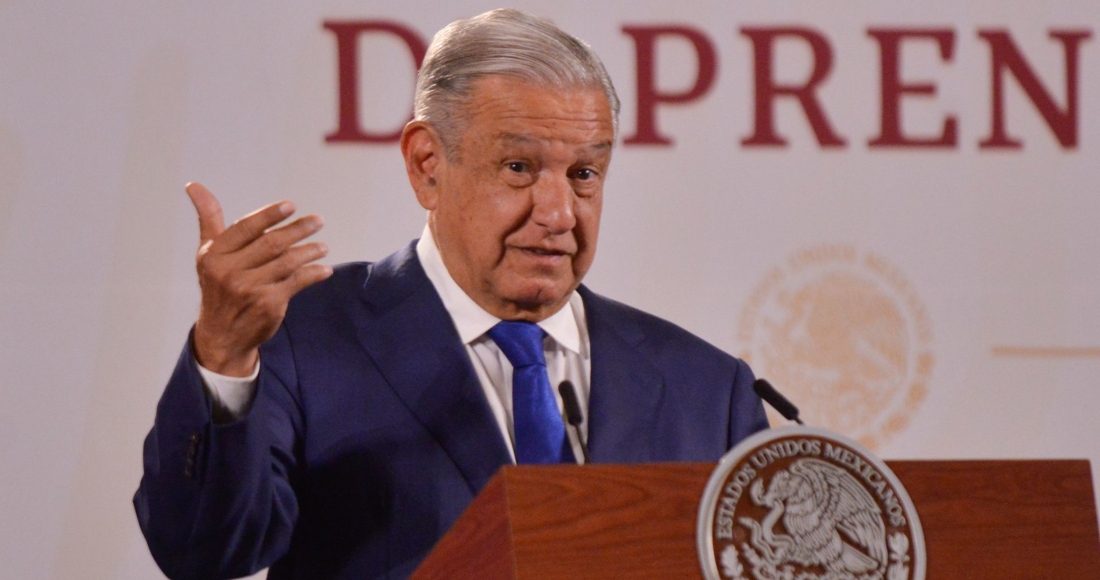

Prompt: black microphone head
xmin=558 ymin=381 xmax=584 ymax=427
xmin=753 ymin=379 xmax=802 ymax=423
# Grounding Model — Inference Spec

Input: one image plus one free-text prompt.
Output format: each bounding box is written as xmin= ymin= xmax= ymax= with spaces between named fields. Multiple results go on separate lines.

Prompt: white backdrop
xmin=1 ymin=1 xmax=1097 ymax=578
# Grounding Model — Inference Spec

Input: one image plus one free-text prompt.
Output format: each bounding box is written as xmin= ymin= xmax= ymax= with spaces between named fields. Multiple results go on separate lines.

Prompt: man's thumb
xmin=185 ymin=182 xmax=226 ymax=242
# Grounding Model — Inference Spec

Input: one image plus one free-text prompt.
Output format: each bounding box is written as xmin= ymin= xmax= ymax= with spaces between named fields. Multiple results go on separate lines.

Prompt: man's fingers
xmin=218 ymin=242 xmax=329 ymax=307
xmin=185 ymin=182 xmax=227 ymax=242
xmin=276 ymin=262 xmax=334 ymax=299
xmin=237 ymin=214 xmax=325 ymax=269
xmin=217 ymin=199 xmax=297 ymax=253
xmin=251 ymin=240 xmax=329 ymax=282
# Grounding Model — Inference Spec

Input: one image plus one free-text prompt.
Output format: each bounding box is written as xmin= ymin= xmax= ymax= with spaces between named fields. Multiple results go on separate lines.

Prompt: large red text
xmin=323 ymin=21 xmax=1091 ymax=149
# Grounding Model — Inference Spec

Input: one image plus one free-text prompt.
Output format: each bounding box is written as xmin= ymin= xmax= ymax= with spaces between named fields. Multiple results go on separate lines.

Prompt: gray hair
xmin=413 ymin=8 xmax=620 ymax=157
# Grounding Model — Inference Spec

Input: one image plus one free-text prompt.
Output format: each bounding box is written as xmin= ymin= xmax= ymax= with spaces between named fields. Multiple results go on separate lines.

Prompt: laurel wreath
xmin=886 ymin=532 xmax=910 ymax=580
xmin=719 ymin=531 xmax=912 ymax=580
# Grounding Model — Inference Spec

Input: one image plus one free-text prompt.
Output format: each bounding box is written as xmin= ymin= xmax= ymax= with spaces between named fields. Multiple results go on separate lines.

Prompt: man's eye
xmin=507 ymin=161 xmax=529 ymax=173
xmin=573 ymin=168 xmax=595 ymax=180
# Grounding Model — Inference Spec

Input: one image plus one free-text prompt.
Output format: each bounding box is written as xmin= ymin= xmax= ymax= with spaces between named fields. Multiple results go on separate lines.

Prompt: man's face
xmin=417 ymin=76 xmax=614 ymax=321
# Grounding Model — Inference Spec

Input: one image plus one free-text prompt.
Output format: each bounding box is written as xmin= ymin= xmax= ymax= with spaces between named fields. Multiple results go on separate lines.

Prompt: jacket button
xmin=184 ymin=432 xmax=201 ymax=479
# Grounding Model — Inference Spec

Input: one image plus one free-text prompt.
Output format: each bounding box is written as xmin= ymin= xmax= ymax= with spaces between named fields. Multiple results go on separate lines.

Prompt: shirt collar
xmin=415 ymin=224 xmax=582 ymax=354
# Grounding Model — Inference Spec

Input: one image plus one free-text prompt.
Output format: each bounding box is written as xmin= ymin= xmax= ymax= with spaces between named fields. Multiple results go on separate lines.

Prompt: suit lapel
xmin=353 ymin=243 xmax=511 ymax=494
xmin=579 ymin=287 xmax=665 ymax=463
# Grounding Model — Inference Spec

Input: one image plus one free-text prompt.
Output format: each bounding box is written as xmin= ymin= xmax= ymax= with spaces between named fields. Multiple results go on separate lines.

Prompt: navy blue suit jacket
xmin=134 ymin=242 xmax=768 ymax=580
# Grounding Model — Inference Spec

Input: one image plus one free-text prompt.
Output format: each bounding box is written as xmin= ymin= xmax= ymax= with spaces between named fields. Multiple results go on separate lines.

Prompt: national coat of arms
xmin=698 ymin=427 xmax=925 ymax=580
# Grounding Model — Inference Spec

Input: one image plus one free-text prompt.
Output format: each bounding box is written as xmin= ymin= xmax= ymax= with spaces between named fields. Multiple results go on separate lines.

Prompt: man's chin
xmin=496 ymin=283 xmax=575 ymax=320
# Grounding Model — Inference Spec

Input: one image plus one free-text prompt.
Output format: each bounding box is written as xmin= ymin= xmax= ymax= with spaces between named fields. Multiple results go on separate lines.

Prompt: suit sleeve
xmin=729 ymin=357 xmax=770 ymax=447
xmin=133 ymin=328 xmax=302 ymax=580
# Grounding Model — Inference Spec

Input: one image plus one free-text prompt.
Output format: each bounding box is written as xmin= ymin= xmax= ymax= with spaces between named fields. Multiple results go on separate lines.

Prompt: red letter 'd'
xmin=740 ymin=28 xmax=845 ymax=148
xmin=868 ymin=29 xmax=957 ymax=148
xmin=979 ymin=29 xmax=1091 ymax=149
xmin=622 ymin=26 xmax=717 ymax=146
xmin=324 ymin=21 xmax=427 ymax=144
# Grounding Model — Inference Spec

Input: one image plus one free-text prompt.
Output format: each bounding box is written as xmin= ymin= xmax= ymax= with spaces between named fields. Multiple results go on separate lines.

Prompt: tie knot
xmin=488 ymin=321 xmax=547 ymax=369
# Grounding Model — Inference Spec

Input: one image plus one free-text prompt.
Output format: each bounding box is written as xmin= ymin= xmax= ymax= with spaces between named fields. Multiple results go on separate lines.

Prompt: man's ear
xmin=400 ymin=121 xmax=443 ymax=210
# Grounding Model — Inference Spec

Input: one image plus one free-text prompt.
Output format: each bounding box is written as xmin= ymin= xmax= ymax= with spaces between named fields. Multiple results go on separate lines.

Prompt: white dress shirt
xmin=198 ymin=225 xmax=592 ymax=463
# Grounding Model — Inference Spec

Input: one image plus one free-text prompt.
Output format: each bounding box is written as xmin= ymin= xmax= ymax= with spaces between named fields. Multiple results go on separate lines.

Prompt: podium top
xmin=413 ymin=460 xmax=1099 ymax=580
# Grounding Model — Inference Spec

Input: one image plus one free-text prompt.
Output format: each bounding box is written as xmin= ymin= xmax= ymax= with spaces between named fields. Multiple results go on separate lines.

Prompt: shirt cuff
xmin=196 ymin=359 xmax=260 ymax=421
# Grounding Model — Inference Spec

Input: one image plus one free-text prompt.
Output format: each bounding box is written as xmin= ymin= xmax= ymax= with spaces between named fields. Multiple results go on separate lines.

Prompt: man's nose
xmin=530 ymin=173 xmax=576 ymax=233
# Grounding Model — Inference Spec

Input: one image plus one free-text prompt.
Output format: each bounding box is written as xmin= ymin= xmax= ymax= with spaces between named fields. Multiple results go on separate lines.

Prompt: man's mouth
xmin=515 ymin=246 xmax=572 ymax=261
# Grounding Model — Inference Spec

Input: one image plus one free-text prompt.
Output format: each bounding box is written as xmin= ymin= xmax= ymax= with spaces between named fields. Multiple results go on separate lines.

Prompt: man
xmin=135 ymin=8 xmax=767 ymax=580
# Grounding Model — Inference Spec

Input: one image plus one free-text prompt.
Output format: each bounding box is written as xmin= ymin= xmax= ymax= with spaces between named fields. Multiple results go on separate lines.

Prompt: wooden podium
xmin=411 ymin=460 xmax=1100 ymax=579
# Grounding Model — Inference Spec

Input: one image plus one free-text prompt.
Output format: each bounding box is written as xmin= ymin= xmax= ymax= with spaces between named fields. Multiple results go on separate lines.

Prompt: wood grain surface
xmin=508 ymin=464 xmax=713 ymax=579
xmin=890 ymin=460 xmax=1100 ymax=579
xmin=411 ymin=475 xmax=518 ymax=580
xmin=412 ymin=460 xmax=1100 ymax=579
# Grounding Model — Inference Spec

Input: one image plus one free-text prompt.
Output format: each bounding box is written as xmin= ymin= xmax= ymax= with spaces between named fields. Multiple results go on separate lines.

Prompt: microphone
xmin=558 ymin=381 xmax=591 ymax=464
xmin=752 ymin=379 xmax=804 ymax=425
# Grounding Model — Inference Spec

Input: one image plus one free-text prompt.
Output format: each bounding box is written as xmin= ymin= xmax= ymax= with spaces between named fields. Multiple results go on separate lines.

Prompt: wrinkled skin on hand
xmin=185 ymin=182 xmax=332 ymax=377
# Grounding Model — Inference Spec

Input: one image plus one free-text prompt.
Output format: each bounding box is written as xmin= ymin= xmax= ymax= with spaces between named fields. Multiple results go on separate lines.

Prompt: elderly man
xmin=135 ymin=8 xmax=767 ymax=580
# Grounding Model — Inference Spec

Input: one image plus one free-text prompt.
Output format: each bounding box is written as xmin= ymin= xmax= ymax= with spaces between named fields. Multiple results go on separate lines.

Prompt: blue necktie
xmin=488 ymin=321 xmax=574 ymax=464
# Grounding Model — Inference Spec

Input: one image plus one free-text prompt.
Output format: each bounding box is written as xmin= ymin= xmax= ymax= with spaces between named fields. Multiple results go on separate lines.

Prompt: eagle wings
xmin=748 ymin=458 xmax=888 ymax=575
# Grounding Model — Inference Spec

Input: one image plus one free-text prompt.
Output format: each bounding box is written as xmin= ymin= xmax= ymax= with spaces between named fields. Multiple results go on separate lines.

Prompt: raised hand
xmin=186 ymin=182 xmax=332 ymax=376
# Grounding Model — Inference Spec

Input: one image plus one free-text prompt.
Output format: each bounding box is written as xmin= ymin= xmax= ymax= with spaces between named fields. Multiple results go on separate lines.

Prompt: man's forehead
xmin=466 ymin=77 xmax=612 ymax=118
xmin=492 ymin=131 xmax=613 ymax=151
